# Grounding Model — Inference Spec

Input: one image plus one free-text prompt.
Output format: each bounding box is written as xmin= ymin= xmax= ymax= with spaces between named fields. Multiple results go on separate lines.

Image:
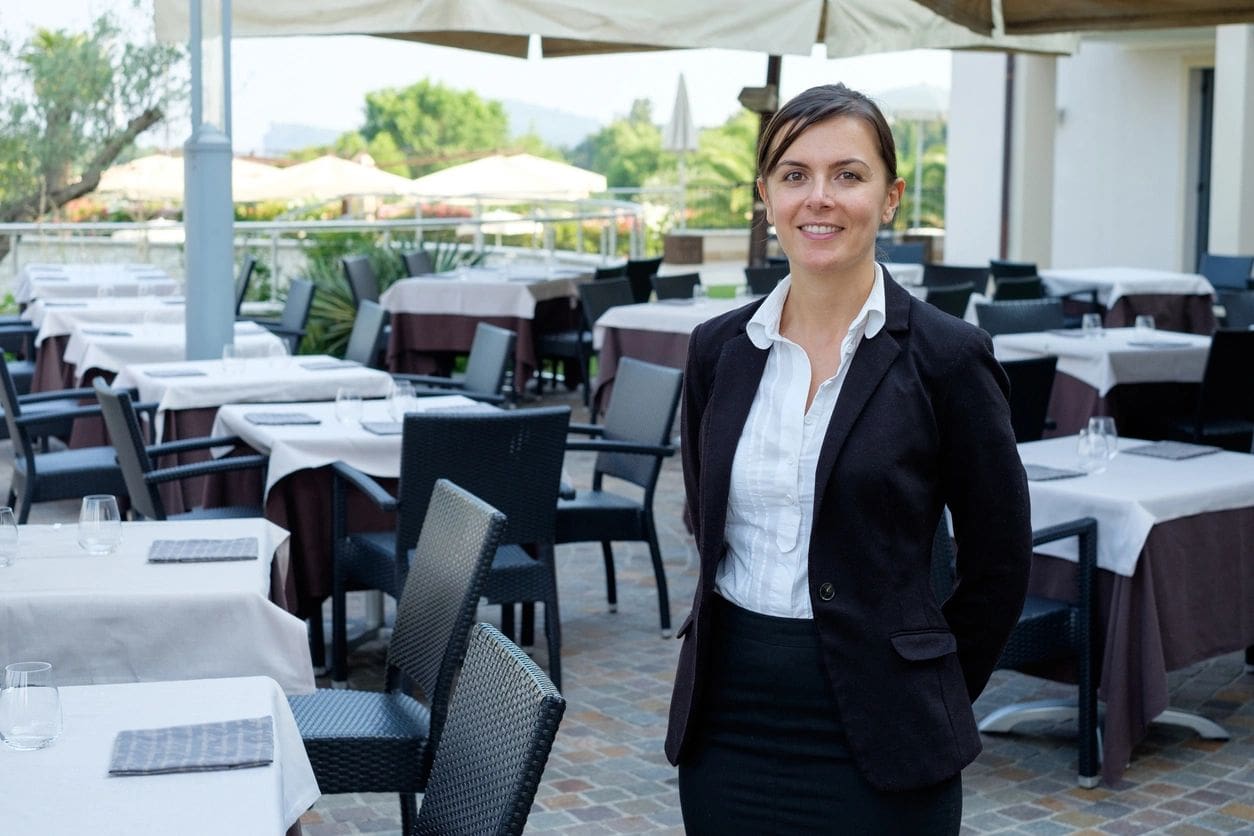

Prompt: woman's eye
xmin=780 ymin=170 xmax=805 ymax=182
xmin=837 ymin=171 xmax=861 ymax=181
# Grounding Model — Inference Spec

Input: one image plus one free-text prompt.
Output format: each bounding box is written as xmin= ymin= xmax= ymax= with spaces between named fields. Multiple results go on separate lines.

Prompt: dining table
xmin=0 ymin=676 xmax=319 ymax=835
xmin=15 ymin=262 xmax=180 ymax=305
xmin=23 ymin=296 xmax=185 ymax=343
xmin=993 ymin=327 xmax=1210 ymax=436
xmin=1007 ymin=435 xmax=1254 ymax=783
xmin=380 ymin=264 xmax=589 ymax=392
xmin=1038 ymin=266 xmax=1216 ymax=334
xmin=0 ymin=518 xmax=315 ymax=694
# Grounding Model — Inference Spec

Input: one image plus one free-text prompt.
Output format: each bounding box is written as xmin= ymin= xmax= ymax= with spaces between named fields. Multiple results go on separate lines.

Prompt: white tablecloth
xmin=16 ymin=262 xmax=180 ymax=304
xmin=1039 ymin=266 xmax=1215 ymax=307
xmin=881 ymin=262 xmax=925 ymax=287
xmin=593 ymin=297 xmax=750 ymax=348
xmin=23 ymin=297 xmax=185 ymax=344
xmin=993 ymin=327 xmax=1210 ymax=395
xmin=380 ymin=265 xmax=587 ymax=319
xmin=212 ymin=395 xmax=480 ymax=496
xmin=112 ymin=355 xmax=395 ymax=413
xmin=1019 ymin=436 xmax=1254 ymax=576
xmin=62 ymin=320 xmax=284 ymax=382
xmin=0 ymin=519 xmax=314 ymax=694
xmin=0 ymin=676 xmax=318 ymax=835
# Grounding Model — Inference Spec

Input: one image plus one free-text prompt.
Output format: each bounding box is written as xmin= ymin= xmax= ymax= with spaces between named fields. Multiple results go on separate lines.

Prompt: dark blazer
xmin=664 ymin=272 xmax=1032 ymax=792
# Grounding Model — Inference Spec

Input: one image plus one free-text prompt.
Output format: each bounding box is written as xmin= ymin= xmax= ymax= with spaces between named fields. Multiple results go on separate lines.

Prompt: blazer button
xmin=818 ymin=582 xmax=835 ymax=601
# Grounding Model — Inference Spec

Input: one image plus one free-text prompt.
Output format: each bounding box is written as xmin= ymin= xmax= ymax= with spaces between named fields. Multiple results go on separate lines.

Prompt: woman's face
xmin=757 ymin=115 xmax=904 ymax=281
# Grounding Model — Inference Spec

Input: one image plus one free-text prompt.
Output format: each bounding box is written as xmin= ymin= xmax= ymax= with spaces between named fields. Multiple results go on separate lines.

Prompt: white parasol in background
xmin=662 ymin=74 xmax=699 ymax=231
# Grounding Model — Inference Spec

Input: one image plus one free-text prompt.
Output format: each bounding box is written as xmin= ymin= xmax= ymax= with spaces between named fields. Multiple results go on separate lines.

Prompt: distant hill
xmin=262 ymin=123 xmax=343 ymax=156
xmin=502 ymin=100 xmax=602 ymax=149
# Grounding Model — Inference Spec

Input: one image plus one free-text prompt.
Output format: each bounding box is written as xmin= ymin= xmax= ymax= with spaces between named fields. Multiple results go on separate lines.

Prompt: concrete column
xmin=1209 ymin=25 xmax=1254 ymax=254
xmin=1007 ymin=55 xmax=1057 ymax=267
xmin=945 ymin=52 xmax=1006 ymax=265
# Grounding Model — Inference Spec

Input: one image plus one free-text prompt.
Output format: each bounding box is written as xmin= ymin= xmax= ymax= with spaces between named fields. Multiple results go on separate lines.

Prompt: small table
xmin=0 ymin=518 xmax=315 ymax=694
xmin=1003 ymin=437 xmax=1254 ymax=783
xmin=23 ymin=296 xmax=185 ymax=344
xmin=1039 ymin=266 xmax=1216 ymax=334
xmin=16 ymin=262 xmax=180 ymax=304
xmin=61 ymin=321 xmax=285 ymax=385
xmin=0 ymin=676 xmax=319 ymax=835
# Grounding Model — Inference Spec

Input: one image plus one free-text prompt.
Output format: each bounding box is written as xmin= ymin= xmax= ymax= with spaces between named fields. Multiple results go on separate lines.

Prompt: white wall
xmin=1008 ymin=55 xmax=1057 ymax=267
xmin=1209 ymin=25 xmax=1254 ymax=255
xmin=945 ymin=52 xmax=1006 ymax=266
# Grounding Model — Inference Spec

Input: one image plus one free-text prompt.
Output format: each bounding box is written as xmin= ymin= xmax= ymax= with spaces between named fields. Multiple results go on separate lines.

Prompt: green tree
xmin=0 ymin=14 xmax=182 ymax=254
xmin=569 ymin=99 xmax=663 ymax=188
xmin=360 ymin=79 xmax=509 ymax=176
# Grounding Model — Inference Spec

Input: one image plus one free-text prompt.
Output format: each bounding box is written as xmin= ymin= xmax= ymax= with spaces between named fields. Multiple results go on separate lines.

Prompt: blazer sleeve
xmin=936 ymin=329 xmax=1032 ymax=701
xmin=679 ymin=320 xmax=713 ymax=549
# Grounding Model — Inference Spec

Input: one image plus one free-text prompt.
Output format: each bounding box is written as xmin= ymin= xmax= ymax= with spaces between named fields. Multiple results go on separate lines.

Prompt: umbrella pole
xmin=748 ymin=55 xmax=782 ymax=267
xmin=912 ymin=120 xmax=924 ymax=230
xmin=678 ymin=153 xmax=687 ymax=231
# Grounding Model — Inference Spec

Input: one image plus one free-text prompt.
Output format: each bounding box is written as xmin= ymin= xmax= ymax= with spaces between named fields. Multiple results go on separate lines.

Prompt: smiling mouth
xmin=799 ymin=224 xmax=840 ymax=234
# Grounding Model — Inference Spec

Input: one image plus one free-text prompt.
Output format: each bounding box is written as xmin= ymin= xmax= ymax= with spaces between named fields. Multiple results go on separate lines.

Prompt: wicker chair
xmin=1001 ymin=356 xmax=1058 ymax=442
xmin=975 ymin=299 xmax=1066 ymax=336
xmin=744 ymin=265 xmax=789 ymax=296
xmin=0 ymin=360 xmax=128 ymax=523
xmin=290 ymin=480 xmax=507 ymax=832
xmin=343 ymin=300 xmax=388 ymax=367
xmin=1198 ymin=253 xmax=1254 ymax=291
xmin=234 ymin=255 xmax=258 ymax=314
xmin=880 ymin=241 xmax=926 ymax=264
xmin=342 ymin=255 xmax=380 ymax=306
xmin=1164 ymin=329 xmax=1254 ymax=451
xmin=400 ymin=249 xmax=435 ymax=278
xmin=555 ymin=358 xmax=681 ymax=636
xmin=243 ymin=278 xmax=315 ymax=354
xmin=412 ymin=623 xmax=566 ymax=836
xmin=624 ymin=256 xmax=664 ymax=304
xmin=593 ymin=263 xmax=627 ymax=280
xmin=93 ymin=380 xmax=267 ymax=521
xmin=534 ymin=279 xmax=634 ymax=408
xmin=651 ymin=272 xmax=701 ymax=300
xmin=0 ymin=340 xmax=80 ymax=443
xmin=392 ymin=322 xmax=515 ymax=405
xmin=923 ymin=282 xmax=974 ymax=319
xmin=922 ymin=263 xmax=989 ymax=290
xmin=992 ymin=275 xmax=1045 ymax=301
xmin=330 ymin=406 xmax=570 ymax=686
xmin=989 ymin=259 xmax=1038 ymax=279
xmin=1219 ymin=290 xmax=1254 ymax=329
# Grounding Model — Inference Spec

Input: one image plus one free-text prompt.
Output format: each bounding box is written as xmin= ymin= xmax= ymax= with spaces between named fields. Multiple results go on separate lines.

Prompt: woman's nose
xmin=804 ymin=180 xmax=835 ymax=207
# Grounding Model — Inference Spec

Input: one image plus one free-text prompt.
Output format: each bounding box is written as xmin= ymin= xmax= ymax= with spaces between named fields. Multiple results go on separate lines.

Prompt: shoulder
xmin=689 ymin=297 xmax=766 ymax=362
xmin=896 ymin=285 xmax=994 ymax=367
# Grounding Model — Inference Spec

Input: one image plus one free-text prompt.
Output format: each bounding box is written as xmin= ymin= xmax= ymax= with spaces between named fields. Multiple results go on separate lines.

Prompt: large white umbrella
xmin=662 ymin=74 xmax=699 ymax=231
xmin=97 ymin=153 xmax=285 ymax=203
xmin=410 ymin=154 xmax=607 ymax=201
xmin=256 ymin=154 xmax=420 ymax=202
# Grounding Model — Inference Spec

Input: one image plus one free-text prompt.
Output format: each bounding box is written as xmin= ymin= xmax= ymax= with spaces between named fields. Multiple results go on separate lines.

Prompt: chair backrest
xmin=1001 ymin=356 xmax=1058 ymax=443
xmin=923 ymin=282 xmax=974 ymax=319
xmin=1219 ymin=290 xmax=1254 ymax=329
xmin=386 ymin=480 xmax=506 ymax=771
xmin=766 ymin=255 xmax=790 ymax=269
xmin=412 ymin=623 xmax=565 ymax=836
xmin=93 ymin=380 xmax=164 ymax=520
xmin=281 ymin=279 xmax=316 ymax=333
xmin=651 ymin=272 xmax=701 ymax=300
xmin=395 ymin=406 xmax=570 ymax=560
xmin=234 ymin=255 xmax=257 ymax=314
xmin=744 ymin=265 xmax=789 ymax=296
xmin=341 ymin=255 xmax=379 ymax=306
xmin=1195 ymin=329 xmax=1254 ymax=424
xmin=577 ymin=279 xmax=634 ymax=331
xmin=1198 ymin=253 xmax=1254 ymax=291
xmin=923 ymin=263 xmax=989 ymax=290
xmin=596 ymin=358 xmax=683 ymax=493
xmin=881 ymin=241 xmax=926 ymax=264
xmin=989 ymin=259 xmax=1038 ymax=279
xmin=401 ymin=249 xmax=434 ymax=277
xmin=343 ymin=299 xmax=388 ymax=366
xmin=594 ymin=263 xmax=627 ymax=280
xmin=992 ymin=275 xmax=1044 ymax=301
xmin=0 ymin=358 xmax=34 ymax=467
xmin=624 ymin=256 xmax=664 ymax=304
xmin=976 ymin=299 xmax=1066 ymax=336
xmin=462 ymin=323 xmax=516 ymax=398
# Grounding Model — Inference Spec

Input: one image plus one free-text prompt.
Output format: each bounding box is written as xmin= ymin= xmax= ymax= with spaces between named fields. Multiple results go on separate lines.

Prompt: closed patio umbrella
xmin=409 ymin=154 xmax=607 ymax=202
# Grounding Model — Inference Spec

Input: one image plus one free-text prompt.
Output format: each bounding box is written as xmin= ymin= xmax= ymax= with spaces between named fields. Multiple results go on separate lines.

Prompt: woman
xmin=665 ymin=84 xmax=1032 ymax=834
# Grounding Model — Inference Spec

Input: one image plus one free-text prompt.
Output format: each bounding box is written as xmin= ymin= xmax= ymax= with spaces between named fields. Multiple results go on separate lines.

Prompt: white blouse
xmin=714 ymin=265 xmax=887 ymax=618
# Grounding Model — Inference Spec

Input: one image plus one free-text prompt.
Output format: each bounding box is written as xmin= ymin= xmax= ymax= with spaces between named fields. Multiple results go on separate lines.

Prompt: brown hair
xmin=756 ymin=84 xmax=898 ymax=183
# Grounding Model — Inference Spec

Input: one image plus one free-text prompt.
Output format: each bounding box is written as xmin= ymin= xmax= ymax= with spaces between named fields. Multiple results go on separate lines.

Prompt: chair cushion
xmin=997 ymin=595 xmax=1073 ymax=669
xmin=341 ymin=530 xmax=406 ymax=597
xmin=288 ymin=689 xmax=431 ymax=794
xmin=19 ymin=446 xmax=126 ymax=502
xmin=536 ymin=330 xmax=592 ymax=357
xmin=482 ymin=543 xmax=554 ymax=604
xmin=555 ymin=490 xmax=645 ymax=544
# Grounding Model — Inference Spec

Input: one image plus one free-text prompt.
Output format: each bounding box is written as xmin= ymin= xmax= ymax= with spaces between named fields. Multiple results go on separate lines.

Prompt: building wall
xmin=945 ymin=52 xmax=1007 ymax=266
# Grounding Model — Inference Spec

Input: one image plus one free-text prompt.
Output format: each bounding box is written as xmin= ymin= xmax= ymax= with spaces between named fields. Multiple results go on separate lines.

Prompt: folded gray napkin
xmin=1126 ymin=340 xmax=1192 ymax=349
xmin=1023 ymin=464 xmax=1087 ymax=481
xmin=147 ymin=537 xmax=259 ymax=563
xmin=1123 ymin=440 xmax=1222 ymax=460
xmin=109 ymin=716 xmax=273 ymax=776
xmin=32 ymin=274 xmax=69 ymax=281
xmin=43 ymin=301 xmax=88 ymax=308
xmin=143 ymin=368 xmax=208 ymax=378
xmin=81 ymin=328 xmax=133 ymax=337
xmin=360 ymin=421 xmax=404 ymax=435
xmin=298 ymin=360 xmax=360 ymax=371
xmin=421 ymin=401 xmax=498 ymax=415
xmin=660 ymin=298 xmax=696 ymax=306
xmin=243 ymin=412 xmax=321 ymax=426
xmin=1045 ymin=329 xmax=1085 ymax=338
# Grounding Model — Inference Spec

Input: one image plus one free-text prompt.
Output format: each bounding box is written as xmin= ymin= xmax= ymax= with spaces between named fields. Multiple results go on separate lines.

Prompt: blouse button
xmin=818 ymin=582 xmax=835 ymax=601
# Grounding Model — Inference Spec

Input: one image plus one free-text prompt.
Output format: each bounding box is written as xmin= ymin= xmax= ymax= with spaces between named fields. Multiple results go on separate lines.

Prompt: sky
xmin=0 ymin=0 xmax=953 ymax=155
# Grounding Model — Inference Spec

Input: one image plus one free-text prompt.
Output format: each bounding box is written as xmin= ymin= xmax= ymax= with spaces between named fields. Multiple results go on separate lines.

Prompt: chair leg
xmin=545 ymin=599 xmax=562 ymax=691
xmin=331 ymin=576 xmax=349 ymax=686
xmin=15 ymin=489 xmax=31 ymax=525
xmin=600 ymin=542 xmax=618 ymax=613
xmin=644 ymin=518 xmax=672 ymax=637
xmin=308 ymin=609 xmax=326 ymax=671
xmin=399 ymin=793 xmax=418 ymax=833
xmin=521 ymin=603 xmax=536 ymax=647
xmin=5 ymin=489 xmax=14 ymax=510
xmin=500 ymin=603 xmax=515 ymax=640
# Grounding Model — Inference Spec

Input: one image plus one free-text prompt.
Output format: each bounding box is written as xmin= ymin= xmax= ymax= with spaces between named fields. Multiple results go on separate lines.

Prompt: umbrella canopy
xmin=410 ymin=154 xmax=607 ymax=201
xmin=930 ymin=0 xmax=1254 ymax=36
xmin=256 ymin=154 xmax=419 ymax=202
xmin=873 ymin=83 xmax=949 ymax=122
xmin=97 ymin=153 xmax=285 ymax=203
xmin=662 ymin=74 xmax=698 ymax=154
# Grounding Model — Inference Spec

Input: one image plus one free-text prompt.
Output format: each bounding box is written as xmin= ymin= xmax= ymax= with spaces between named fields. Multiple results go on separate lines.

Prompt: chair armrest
xmin=330 ymin=460 xmax=397 ymax=512
xmin=14 ymin=404 xmax=102 ymax=425
xmin=1031 ymin=517 xmax=1097 ymax=552
xmin=566 ymin=422 xmax=605 ymax=437
xmin=392 ymin=373 xmax=462 ymax=389
xmin=17 ymin=387 xmax=97 ymax=403
xmin=144 ymin=454 xmax=268 ymax=485
xmin=565 ymin=439 xmax=675 ymax=457
xmin=147 ymin=435 xmax=245 ymax=457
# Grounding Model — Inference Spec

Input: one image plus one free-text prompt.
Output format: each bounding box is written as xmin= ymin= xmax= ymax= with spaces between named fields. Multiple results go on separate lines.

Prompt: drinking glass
xmin=388 ymin=380 xmax=416 ymax=422
xmin=222 ymin=343 xmax=245 ymax=373
xmin=692 ymin=283 xmax=707 ymax=302
xmin=1076 ymin=428 xmax=1110 ymax=474
xmin=335 ymin=388 xmax=363 ymax=424
xmin=1088 ymin=415 xmax=1119 ymax=461
xmin=0 ymin=662 xmax=62 ymax=750
xmin=0 ymin=506 xmax=16 ymax=567
xmin=1134 ymin=314 xmax=1156 ymax=332
xmin=78 ymin=494 xmax=122 ymax=555
xmin=1081 ymin=312 xmax=1103 ymax=336
xmin=267 ymin=339 xmax=290 ymax=369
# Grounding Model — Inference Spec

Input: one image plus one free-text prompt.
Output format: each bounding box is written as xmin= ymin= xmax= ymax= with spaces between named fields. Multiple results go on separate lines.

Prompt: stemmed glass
xmin=388 ymin=380 xmax=416 ymax=422
xmin=78 ymin=495 xmax=122 ymax=555
xmin=1088 ymin=416 xmax=1119 ymax=461
xmin=1076 ymin=428 xmax=1110 ymax=474
xmin=0 ymin=662 xmax=62 ymax=750
xmin=0 ymin=506 xmax=17 ymax=567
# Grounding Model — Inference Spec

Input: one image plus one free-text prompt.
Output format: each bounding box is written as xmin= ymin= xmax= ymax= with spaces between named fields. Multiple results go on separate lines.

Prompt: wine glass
xmin=267 ymin=339 xmax=290 ymax=369
xmin=0 ymin=662 xmax=62 ymax=750
xmin=1088 ymin=416 xmax=1119 ymax=461
xmin=1076 ymin=428 xmax=1110 ymax=474
xmin=78 ymin=494 xmax=122 ymax=555
xmin=0 ymin=506 xmax=16 ymax=568
xmin=335 ymin=388 xmax=363 ymax=424
xmin=222 ymin=343 xmax=245 ymax=374
xmin=1081 ymin=312 xmax=1103 ymax=337
xmin=388 ymin=380 xmax=416 ymax=422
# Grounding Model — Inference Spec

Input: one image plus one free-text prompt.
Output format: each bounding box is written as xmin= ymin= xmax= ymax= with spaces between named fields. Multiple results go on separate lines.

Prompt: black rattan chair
xmin=1218 ymin=290 xmax=1254 ymax=329
xmin=975 ymin=299 xmax=1066 ymax=336
xmin=993 ymin=275 xmax=1045 ymax=301
xmin=1164 ymin=329 xmax=1254 ymax=451
xmin=291 ymin=480 xmax=506 ymax=832
xmin=922 ymin=263 xmax=989 ymax=291
xmin=93 ymin=380 xmax=267 ymax=521
xmin=989 ymin=259 xmax=1038 ymax=279
xmin=534 ymin=279 xmax=634 ymax=408
xmin=392 ymin=322 xmax=514 ymax=405
xmin=330 ymin=406 xmax=570 ymax=687
xmin=1001 ymin=356 xmax=1058 ymax=443
xmin=624 ymin=256 xmax=664 ymax=304
xmin=344 ymin=300 xmax=388 ymax=367
xmin=245 ymin=278 xmax=315 ymax=354
xmin=234 ymin=255 xmax=258 ymax=314
xmin=342 ymin=255 xmax=380 ymax=306
xmin=880 ymin=241 xmax=926 ymax=264
xmin=0 ymin=360 xmax=128 ymax=523
xmin=0 ymin=323 xmax=39 ymax=397
xmin=400 ymin=249 xmax=435 ymax=278
xmin=1198 ymin=253 xmax=1254 ymax=291
xmin=745 ymin=264 xmax=789 ymax=296
xmin=412 ymin=622 xmax=566 ymax=836
xmin=556 ymin=358 xmax=681 ymax=636
xmin=594 ymin=263 xmax=627 ymax=280
xmin=923 ymin=282 xmax=974 ymax=319
xmin=651 ymin=272 xmax=701 ymax=301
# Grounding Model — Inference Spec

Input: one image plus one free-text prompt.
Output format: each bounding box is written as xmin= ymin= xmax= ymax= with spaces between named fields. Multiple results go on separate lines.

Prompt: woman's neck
xmin=780 ymin=260 xmax=876 ymax=344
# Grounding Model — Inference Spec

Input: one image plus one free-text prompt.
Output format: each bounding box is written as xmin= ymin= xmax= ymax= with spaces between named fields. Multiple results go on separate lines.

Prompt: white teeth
xmin=801 ymin=224 xmax=837 ymax=233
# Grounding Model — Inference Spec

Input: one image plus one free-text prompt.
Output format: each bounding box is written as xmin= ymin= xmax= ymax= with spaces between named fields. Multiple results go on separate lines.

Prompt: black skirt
xmin=678 ymin=595 xmax=961 ymax=835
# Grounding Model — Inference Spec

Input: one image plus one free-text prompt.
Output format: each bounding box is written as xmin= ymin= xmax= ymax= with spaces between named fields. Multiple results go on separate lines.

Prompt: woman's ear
xmin=757 ymin=178 xmax=773 ymax=225
xmin=882 ymin=177 xmax=905 ymax=225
